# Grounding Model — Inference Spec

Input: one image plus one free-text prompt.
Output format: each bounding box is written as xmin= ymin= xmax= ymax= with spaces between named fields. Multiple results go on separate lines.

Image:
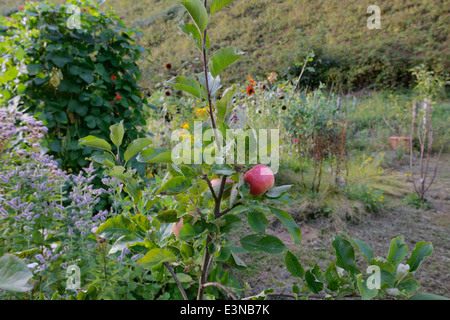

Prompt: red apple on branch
xmin=243 ymin=164 xmax=275 ymax=196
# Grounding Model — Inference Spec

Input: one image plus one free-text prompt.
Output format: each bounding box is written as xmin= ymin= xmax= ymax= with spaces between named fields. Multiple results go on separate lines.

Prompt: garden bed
xmin=233 ymin=153 xmax=450 ymax=298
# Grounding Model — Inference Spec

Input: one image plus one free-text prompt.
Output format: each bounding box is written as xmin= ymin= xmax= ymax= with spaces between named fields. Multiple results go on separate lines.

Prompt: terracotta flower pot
xmin=389 ymin=136 xmax=411 ymax=151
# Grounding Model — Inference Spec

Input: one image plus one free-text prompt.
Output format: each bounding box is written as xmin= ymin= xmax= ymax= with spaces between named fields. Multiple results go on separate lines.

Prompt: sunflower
xmin=246 ymin=85 xmax=255 ymax=95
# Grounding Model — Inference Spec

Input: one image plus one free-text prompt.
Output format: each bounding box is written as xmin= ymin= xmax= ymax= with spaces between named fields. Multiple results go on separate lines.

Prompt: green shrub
xmin=0 ymin=0 xmax=150 ymax=171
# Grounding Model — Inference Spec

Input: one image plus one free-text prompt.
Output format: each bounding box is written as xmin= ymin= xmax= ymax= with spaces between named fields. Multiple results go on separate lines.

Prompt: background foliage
xmin=0 ymin=0 xmax=150 ymax=171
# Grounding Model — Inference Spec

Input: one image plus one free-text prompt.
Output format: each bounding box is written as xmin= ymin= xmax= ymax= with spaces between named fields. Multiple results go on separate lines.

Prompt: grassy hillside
xmin=3 ymin=0 xmax=449 ymax=91
xmin=111 ymin=0 xmax=449 ymax=91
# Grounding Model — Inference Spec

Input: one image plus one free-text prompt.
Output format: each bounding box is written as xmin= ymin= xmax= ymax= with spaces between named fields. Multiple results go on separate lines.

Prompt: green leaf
xmin=409 ymin=292 xmax=449 ymax=300
xmin=137 ymin=249 xmax=176 ymax=269
xmin=305 ymin=264 xmax=324 ymax=294
xmin=214 ymin=246 xmax=231 ymax=262
xmin=79 ymin=136 xmax=112 ymax=152
xmin=96 ymin=215 xmax=138 ymax=240
xmin=79 ymin=72 xmax=94 ymax=84
xmin=211 ymin=163 xmax=235 ymax=175
xmin=198 ymin=72 xmax=222 ymax=97
xmin=387 ymin=236 xmax=409 ymax=267
xmin=211 ymin=0 xmax=234 ymax=14
xmin=208 ymin=47 xmax=245 ymax=78
xmin=124 ymin=138 xmax=152 ymax=162
xmin=406 ymin=241 xmax=433 ymax=272
xmin=332 ymin=235 xmax=358 ymax=274
xmin=0 ymin=254 xmax=33 ymax=292
xmin=178 ymin=223 xmax=205 ymax=241
xmin=180 ymin=244 xmax=195 ymax=260
xmin=397 ymin=278 xmax=421 ymax=295
xmin=130 ymin=214 xmax=152 ymax=232
xmin=109 ymin=234 xmax=144 ymax=254
xmin=324 ymin=262 xmax=341 ymax=292
xmin=219 ymin=214 xmax=241 ymax=234
xmin=373 ymin=257 xmax=396 ymax=273
xmin=265 ymin=185 xmax=292 ymax=198
xmin=179 ymin=23 xmax=210 ymax=52
xmin=137 ymin=147 xmax=173 ymax=163
xmin=350 ymin=238 xmax=374 ymax=264
xmin=228 ymin=251 xmax=247 ymax=269
xmin=167 ymin=76 xmax=202 ymax=98
xmin=55 ymin=111 xmax=68 ymax=123
xmin=168 ymin=273 xmax=192 ymax=284
xmin=68 ymin=99 xmax=87 ymax=117
xmin=356 ymin=273 xmax=379 ymax=300
xmin=216 ymin=84 xmax=237 ymax=121
xmin=155 ymin=210 xmax=179 ymax=223
xmin=285 ymin=251 xmax=304 ymax=278
xmin=49 ymin=140 xmax=61 ymax=153
xmin=109 ymin=166 xmax=128 ymax=183
xmin=247 ymin=211 xmax=269 ymax=234
xmin=15 ymin=46 xmax=25 ymax=61
xmin=380 ymin=270 xmax=396 ymax=289
xmin=240 ymin=234 xmax=286 ymax=255
xmin=268 ymin=206 xmax=301 ymax=245
xmin=110 ymin=122 xmax=124 ymax=148
xmin=158 ymin=176 xmax=191 ymax=195
xmin=47 ymin=52 xmax=74 ymax=68
xmin=180 ymin=0 xmax=208 ymax=33
xmin=91 ymin=152 xmax=116 ymax=168
xmin=27 ymin=63 xmax=42 ymax=76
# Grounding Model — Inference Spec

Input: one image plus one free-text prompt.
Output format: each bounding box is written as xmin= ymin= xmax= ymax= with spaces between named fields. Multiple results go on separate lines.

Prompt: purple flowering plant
xmin=0 ymin=106 xmax=137 ymax=298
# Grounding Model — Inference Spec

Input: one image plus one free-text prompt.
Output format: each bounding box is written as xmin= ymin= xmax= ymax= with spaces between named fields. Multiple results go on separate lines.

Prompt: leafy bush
xmin=0 ymin=107 xmax=178 ymax=300
xmin=402 ymin=193 xmax=431 ymax=210
xmin=258 ymin=234 xmax=436 ymax=300
xmin=0 ymin=0 xmax=150 ymax=171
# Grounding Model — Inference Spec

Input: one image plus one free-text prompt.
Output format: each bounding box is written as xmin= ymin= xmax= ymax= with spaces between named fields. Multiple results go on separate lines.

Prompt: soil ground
xmin=231 ymin=153 xmax=450 ymax=299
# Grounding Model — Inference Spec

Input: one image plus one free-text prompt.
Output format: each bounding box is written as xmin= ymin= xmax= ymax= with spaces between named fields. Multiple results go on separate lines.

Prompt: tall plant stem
xmin=164 ymin=262 xmax=188 ymax=300
xmin=202 ymin=0 xmax=222 ymax=154
xmin=197 ymin=234 xmax=212 ymax=300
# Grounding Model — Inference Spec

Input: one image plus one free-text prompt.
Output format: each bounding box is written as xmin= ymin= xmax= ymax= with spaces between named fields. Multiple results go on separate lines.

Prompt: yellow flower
xmin=180 ymin=121 xmax=189 ymax=130
xmin=196 ymin=107 xmax=209 ymax=117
